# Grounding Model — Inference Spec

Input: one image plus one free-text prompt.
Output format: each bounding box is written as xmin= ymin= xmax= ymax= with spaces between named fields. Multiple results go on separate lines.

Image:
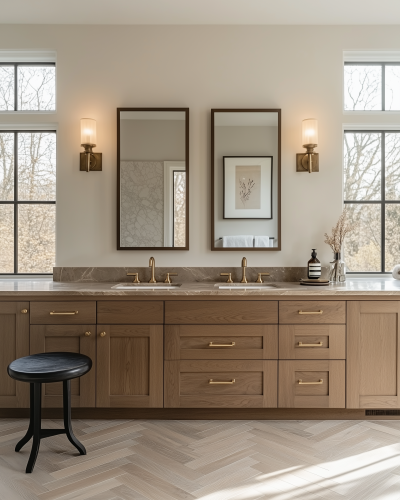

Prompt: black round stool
xmin=7 ymin=352 xmax=92 ymax=473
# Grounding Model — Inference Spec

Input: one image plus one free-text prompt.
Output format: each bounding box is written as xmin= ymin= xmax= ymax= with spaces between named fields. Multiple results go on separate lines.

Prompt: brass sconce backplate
xmin=296 ymin=153 xmax=319 ymax=173
xmin=80 ymin=152 xmax=103 ymax=172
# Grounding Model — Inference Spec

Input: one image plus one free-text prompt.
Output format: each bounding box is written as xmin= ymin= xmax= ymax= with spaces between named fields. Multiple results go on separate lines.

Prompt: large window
xmin=344 ymin=131 xmax=400 ymax=273
xmin=0 ymin=131 xmax=56 ymax=274
xmin=345 ymin=62 xmax=400 ymax=111
xmin=0 ymin=63 xmax=55 ymax=111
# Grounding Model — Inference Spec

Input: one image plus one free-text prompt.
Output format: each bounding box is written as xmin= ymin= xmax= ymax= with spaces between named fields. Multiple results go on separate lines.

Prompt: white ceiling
xmin=1 ymin=0 xmax=400 ymax=25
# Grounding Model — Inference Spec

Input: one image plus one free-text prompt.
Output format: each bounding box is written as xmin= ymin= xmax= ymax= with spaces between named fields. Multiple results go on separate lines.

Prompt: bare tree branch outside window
xmin=173 ymin=171 xmax=186 ymax=247
xmin=0 ymin=132 xmax=56 ymax=274
xmin=344 ymin=132 xmax=400 ymax=272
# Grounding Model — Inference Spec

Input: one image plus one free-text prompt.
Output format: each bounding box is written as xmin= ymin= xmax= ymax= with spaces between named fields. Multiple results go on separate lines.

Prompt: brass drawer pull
xmin=298 ymin=379 xmax=323 ymax=385
xmin=84 ymin=331 xmax=92 ymax=337
xmin=50 ymin=311 xmax=78 ymax=315
xmin=100 ymin=332 xmax=107 ymax=337
xmin=21 ymin=309 xmax=28 ymax=314
xmin=298 ymin=342 xmax=323 ymax=347
xmin=298 ymin=310 xmax=323 ymax=315
xmin=208 ymin=342 xmax=236 ymax=347
xmin=209 ymin=379 xmax=236 ymax=384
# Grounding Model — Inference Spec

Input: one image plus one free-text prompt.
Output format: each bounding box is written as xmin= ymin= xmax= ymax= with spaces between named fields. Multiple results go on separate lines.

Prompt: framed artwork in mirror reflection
xmin=223 ymin=156 xmax=272 ymax=219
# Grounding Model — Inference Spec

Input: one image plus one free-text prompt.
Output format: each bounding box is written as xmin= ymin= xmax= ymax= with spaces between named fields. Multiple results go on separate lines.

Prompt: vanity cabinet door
xmin=0 ymin=302 xmax=30 ymax=408
xmin=96 ymin=325 xmax=163 ymax=408
xmin=347 ymin=301 xmax=400 ymax=409
xmin=30 ymin=325 xmax=96 ymax=408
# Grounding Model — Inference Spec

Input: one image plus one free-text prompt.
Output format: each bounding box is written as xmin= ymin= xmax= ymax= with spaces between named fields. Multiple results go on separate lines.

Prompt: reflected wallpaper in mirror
xmin=117 ymin=109 xmax=189 ymax=250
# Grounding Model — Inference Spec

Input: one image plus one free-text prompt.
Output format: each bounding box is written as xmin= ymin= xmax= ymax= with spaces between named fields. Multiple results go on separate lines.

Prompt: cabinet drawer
xmin=165 ymin=301 xmax=278 ymax=324
xmin=165 ymin=325 xmax=278 ymax=360
xmin=279 ymin=325 xmax=346 ymax=359
xmin=30 ymin=302 xmax=96 ymax=325
xmin=278 ymin=360 xmax=345 ymax=408
xmin=97 ymin=301 xmax=163 ymax=324
xmin=279 ymin=301 xmax=346 ymax=324
xmin=165 ymin=360 xmax=277 ymax=408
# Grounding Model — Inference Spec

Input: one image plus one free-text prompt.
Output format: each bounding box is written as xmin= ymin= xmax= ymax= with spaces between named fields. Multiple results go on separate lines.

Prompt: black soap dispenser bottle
xmin=308 ymin=249 xmax=321 ymax=279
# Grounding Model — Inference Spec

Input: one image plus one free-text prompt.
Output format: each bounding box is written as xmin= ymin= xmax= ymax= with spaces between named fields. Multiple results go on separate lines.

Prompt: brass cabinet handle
xmin=21 ymin=309 xmax=28 ymax=314
xmin=209 ymin=379 xmax=236 ymax=384
xmin=298 ymin=310 xmax=323 ymax=315
xmin=50 ymin=311 xmax=78 ymax=316
xmin=100 ymin=331 xmax=107 ymax=337
xmin=298 ymin=379 xmax=323 ymax=385
xmin=209 ymin=342 xmax=236 ymax=347
xmin=298 ymin=342 xmax=323 ymax=347
xmin=84 ymin=331 xmax=91 ymax=337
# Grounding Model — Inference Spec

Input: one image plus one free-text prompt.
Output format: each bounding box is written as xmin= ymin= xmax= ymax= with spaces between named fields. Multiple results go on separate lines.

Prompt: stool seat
xmin=7 ymin=352 xmax=92 ymax=384
xmin=7 ymin=351 xmax=92 ymax=473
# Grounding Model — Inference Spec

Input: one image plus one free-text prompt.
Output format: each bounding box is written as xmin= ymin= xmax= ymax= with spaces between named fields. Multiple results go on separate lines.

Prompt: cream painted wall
xmin=0 ymin=25 xmax=399 ymax=269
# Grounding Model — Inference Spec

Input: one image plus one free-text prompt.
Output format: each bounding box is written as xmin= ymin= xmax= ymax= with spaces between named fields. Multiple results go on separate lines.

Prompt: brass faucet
xmin=149 ymin=257 xmax=156 ymax=283
xmin=240 ymin=257 xmax=248 ymax=283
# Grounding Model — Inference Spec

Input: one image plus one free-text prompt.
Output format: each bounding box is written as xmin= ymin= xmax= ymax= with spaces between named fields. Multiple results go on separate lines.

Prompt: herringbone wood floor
xmin=1 ymin=419 xmax=400 ymax=500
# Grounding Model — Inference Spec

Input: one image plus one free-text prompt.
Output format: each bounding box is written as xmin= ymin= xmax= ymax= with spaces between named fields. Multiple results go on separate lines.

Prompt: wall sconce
xmin=296 ymin=118 xmax=319 ymax=173
xmin=80 ymin=118 xmax=102 ymax=172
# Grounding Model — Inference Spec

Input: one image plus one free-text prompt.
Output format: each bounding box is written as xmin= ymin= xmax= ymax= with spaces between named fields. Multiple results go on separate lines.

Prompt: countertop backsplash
xmin=53 ymin=266 xmax=329 ymax=283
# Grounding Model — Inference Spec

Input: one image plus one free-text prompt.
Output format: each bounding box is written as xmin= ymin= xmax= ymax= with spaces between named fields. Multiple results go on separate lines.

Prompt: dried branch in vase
xmin=324 ymin=208 xmax=358 ymax=253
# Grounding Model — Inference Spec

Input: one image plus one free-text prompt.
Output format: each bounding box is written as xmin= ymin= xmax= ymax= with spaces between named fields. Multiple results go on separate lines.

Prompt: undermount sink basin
xmin=112 ymin=283 xmax=182 ymax=290
xmin=216 ymin=283 xmax=278 ymax=290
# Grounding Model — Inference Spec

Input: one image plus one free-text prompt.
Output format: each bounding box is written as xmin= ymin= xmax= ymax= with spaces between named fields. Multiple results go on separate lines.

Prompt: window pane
xmin=344 ymin=204 xmax=381 ymax=272
xmin=0 ymin=205 xmax=14 ymax=272
xmin=0 ymin=66 xmax=14 ymax=111
xmin=18 ymin=204 xmax=55 ymax=273
xmin=385 ymin=204 xmax=400 ymax=271
xmin=385 ymin=66 xmax=400 ymax=111
xmin=173 ymin=171 xmax=186 ymax=247
xmin=344 ymin=65 xmax=382 ymax=111
xmin=18 ymin=132 xmax=56 ymax=201
xmin=0 ymin=132 xmax=14 ymax=201
xmin=17 ymin=66 xmax=55 ymax=111
xmin=385 ymin=133 xmax=400 ymax=200
xmin=344 ymin=132 xmax=381 ymax=201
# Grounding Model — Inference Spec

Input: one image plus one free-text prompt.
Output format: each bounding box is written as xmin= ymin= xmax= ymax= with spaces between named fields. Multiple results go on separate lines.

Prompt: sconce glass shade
xmin=302 ymin=119 xmax=318 ymax=146
xmin=80 ymin=118 xmax=97 ymax=145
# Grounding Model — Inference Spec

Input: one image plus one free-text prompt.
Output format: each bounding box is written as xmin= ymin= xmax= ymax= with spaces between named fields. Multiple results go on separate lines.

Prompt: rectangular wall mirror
xmin=211 ymin=109 xmax=281 ymax=251
xmin=117 ymin=108 xmax=189 ymax=250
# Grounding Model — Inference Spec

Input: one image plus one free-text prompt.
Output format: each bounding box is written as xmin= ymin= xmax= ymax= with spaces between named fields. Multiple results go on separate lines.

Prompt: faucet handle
xmin=127 ymin=272 xmax=140 ymax=283
xmin=256 ymin=273 xmax=270 ymax=283
xmin=220 ymin=273 xmax=233 ymax=283
xmin=164 ymin=273 xmax=178 ymax=284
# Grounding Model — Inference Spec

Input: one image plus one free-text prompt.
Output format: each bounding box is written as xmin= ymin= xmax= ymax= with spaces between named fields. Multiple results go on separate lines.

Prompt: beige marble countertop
xmin=0 ymin=277 xmax=400 ymax=296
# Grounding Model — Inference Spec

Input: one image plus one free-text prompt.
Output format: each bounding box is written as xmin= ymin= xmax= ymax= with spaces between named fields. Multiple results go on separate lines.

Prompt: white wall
xmin=0 ymin=25 xmax=399 ymax=268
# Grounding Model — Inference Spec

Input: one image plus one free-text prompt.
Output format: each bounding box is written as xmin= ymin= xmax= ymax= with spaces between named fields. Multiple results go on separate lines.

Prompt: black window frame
xmin=344 ymin=129 xmax=400 ymax=274
xmin=0 ymin=129 xmax=56 ymax=275
xmin=0 ymin=62 xmax=56 ymax=112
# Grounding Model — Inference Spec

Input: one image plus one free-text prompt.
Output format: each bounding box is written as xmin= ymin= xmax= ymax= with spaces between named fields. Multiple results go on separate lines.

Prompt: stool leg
xmin=63 ymin=380 xmax=86 ymax=455
xmin=15 ymin=383 xmax=34 ymax=452
xmin=26 ymin=383 xmax=42 ymax=473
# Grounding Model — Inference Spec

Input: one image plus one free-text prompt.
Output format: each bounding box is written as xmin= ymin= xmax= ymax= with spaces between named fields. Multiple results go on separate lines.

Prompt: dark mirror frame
xmin=117 ymin=107 xmax=189 ymax=250
xmin=211 ymin=108 xmax=281 ymax=251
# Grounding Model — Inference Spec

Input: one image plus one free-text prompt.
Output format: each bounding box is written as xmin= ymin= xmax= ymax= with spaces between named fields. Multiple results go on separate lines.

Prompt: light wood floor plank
xmin=1 ymin=419 xmax=400 ymax=500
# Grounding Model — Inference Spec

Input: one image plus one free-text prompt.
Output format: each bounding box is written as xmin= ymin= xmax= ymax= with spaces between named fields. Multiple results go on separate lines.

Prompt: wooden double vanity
xmin=1 ymin=285 xmax=400 ymax=419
